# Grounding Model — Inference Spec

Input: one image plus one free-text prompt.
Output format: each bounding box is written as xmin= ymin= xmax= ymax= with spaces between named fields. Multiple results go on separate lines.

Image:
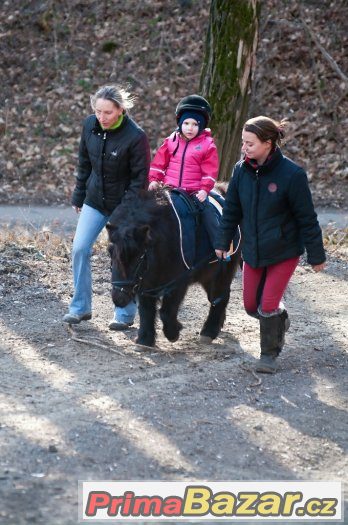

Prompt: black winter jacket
xmin=71 ymin=114 xmax=150 ymax=214
xmin=215 ymin=148 xmax=326 ymax=268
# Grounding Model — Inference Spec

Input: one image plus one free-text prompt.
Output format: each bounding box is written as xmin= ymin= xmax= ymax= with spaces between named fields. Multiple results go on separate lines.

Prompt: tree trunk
xmin=200 ymin=0 xmax=259 ymax=181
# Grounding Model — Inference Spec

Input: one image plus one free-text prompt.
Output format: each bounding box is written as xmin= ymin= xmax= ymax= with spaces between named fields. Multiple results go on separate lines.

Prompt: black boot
xmin=256 ymin=313 xmax=287 ymax=374
xmin=246 ymin=309 xmax=261 ymax=320
xmin=281 ymin=309 xmax=290 ymax=331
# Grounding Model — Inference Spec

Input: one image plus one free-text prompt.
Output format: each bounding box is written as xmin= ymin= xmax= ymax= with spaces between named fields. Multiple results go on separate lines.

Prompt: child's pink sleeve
xmin=200 ymin=141 xmax=219 ymax=193
xmin=149 ymin=139 xmax=170 ymax=183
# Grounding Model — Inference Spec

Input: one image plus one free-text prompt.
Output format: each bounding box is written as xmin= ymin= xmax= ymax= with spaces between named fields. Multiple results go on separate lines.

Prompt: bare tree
xmin=200 ymin=0 xmax=259 ymax=180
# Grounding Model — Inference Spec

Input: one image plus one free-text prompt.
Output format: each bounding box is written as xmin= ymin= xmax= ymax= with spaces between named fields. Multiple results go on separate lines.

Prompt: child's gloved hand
xmin=148 ymin=181 xmax=160 ymax=191
xmin=196 ymin=189 xmax=208 ymax=202
xmin=215 ymin=250 xmax=231 ymax=262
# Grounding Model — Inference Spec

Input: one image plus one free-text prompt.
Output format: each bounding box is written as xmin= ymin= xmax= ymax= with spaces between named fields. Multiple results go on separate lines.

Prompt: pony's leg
xmin=136 ymin=295 xmax=157 ymax=347
xmin=200 ymin=262 xmax=237 ymax=342
xmin=160 ymin=285 xmax=187 ymax=342
xmin=200 ymin=294 xmax=230 ymax=342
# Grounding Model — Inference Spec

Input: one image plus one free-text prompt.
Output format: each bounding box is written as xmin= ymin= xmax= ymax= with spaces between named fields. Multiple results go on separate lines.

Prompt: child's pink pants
xmin=242 ymin=257 xmax=300 ymax=314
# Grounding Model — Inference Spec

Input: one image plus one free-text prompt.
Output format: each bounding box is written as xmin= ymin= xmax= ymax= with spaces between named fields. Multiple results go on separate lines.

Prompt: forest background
xmin=0 ymin=3 xmax=347 ymax=524
xmin=0 ymin=0 xmax=347 ymax=210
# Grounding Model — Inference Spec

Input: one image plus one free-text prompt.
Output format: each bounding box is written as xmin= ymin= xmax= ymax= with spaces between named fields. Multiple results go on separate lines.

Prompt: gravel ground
xmin=0 ymin=226 xmax=347 ymax=524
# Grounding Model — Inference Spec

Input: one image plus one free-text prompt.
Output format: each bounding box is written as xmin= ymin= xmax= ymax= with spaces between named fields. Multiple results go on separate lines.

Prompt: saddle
xmin=167 ymin=188 xmax=240 ymax=269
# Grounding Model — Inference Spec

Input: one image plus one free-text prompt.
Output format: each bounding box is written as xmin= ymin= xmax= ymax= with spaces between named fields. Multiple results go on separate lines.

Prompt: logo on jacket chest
xmin=110 ymin=149 xmax=118 ymax=157
xmin=194 ymin=145 xmax=202 ymax=150
xmin=268 ymin=182 xmax=278 ymax=193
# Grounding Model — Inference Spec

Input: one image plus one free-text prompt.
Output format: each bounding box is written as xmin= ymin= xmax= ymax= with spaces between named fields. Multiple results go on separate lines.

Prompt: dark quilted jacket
xmin=215 ymin=148 xmax=326 ymax=268
xmin=71 ymin=114 xmax=150 ymax=214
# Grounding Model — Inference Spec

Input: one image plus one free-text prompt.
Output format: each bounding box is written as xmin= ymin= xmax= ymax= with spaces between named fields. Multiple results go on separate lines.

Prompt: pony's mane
xmin=109 ymin=189 xmax=170 ymax=228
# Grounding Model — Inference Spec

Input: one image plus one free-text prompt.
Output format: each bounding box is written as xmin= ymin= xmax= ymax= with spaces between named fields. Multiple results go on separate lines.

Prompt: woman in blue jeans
xmin=63 ymin=85 xmax=150 ymax=329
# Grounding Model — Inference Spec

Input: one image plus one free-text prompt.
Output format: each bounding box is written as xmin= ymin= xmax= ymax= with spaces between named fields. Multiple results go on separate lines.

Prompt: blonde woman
xmin=63 ymin=85 xmax=150 ymax=329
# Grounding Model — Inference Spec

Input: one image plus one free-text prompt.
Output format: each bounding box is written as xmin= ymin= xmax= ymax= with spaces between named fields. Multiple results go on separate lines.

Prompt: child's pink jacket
xmin=149 ymin=129 xmax=219 ymax=193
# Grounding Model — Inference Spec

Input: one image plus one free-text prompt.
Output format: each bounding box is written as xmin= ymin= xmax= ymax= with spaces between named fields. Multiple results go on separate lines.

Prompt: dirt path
xmin=0 ymin=205 xmax=347 ymax=234
xmin=0 ymin=232 xmax=347 ymax=524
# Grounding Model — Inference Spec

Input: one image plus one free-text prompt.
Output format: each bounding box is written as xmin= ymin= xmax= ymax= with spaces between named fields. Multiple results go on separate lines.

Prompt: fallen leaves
xmin=0 ymin=0 xmax=346 ymax=208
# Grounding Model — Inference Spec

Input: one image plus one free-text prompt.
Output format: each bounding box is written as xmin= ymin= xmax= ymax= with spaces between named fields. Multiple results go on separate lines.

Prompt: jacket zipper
xmin=255 ymin=169 xmax=260 ymax=265
xmin=178 ymin=141 xmax=189 ymax=188
xmin=101 ymin=131 xmax=107 ymax=203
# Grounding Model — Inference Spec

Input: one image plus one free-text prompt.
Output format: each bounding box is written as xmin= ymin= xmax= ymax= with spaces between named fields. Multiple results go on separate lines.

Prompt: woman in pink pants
xmin=215 ymin=116 xmax=326 ymax=373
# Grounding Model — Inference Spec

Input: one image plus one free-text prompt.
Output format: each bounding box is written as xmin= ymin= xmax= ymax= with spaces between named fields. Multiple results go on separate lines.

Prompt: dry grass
xmin=0 ymin=225 xmax=108 ymax=261
xmin=322 ymin=225 xmax=348 ymax=259
xmin=0 ymin=224 xmax=347 ymax=263
xmin=0 ymin=227 xmax=70 ymax=260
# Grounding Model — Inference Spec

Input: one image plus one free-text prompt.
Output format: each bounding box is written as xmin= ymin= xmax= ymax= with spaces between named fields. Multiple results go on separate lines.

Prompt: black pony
xmin=106 ymin=189 xmax=241 ymax=348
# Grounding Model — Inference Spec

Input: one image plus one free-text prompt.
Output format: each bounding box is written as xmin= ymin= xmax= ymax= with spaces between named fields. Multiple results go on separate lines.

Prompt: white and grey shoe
xmin=62 ymin=312 xmax=92 ymax=324
xmin=108 ymin=320 xmax=134 ymax=331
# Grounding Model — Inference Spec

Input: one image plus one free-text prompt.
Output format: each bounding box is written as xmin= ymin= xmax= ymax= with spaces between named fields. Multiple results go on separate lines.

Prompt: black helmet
xmin=175 ymin=94 xmax=211 ymax=124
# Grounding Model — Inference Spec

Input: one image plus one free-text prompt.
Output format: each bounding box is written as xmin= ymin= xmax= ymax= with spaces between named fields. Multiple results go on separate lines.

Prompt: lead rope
xmin=209 ymin=225 xmax=242 ymax=306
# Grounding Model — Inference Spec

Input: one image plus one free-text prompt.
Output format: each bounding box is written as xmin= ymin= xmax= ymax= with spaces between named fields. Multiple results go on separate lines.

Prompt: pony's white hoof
xmin=200 ymin=335 xmax=213 ymax=344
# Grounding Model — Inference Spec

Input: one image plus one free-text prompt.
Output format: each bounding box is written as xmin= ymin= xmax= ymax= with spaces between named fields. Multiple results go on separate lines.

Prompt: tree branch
xmin=299 ymin=13 xmax=348 ymax=85
xmin=67 ymin=325 xmax=125 ymax=356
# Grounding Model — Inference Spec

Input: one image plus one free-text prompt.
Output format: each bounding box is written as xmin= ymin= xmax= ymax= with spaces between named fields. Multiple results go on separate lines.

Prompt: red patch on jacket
xmin=268 ymin=182 xmax=277 ymax=193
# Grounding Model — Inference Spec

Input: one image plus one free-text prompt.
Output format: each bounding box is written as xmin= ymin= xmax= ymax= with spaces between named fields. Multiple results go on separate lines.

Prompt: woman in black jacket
xmin=63 ymin=85 xmax=150 ymax=329
xmin=215 ymin=116 xmax=325 ymax=373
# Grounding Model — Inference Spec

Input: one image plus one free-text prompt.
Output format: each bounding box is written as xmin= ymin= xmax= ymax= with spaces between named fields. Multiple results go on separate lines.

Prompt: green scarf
xmin=101 ymin=113 xmax=124 ymax=130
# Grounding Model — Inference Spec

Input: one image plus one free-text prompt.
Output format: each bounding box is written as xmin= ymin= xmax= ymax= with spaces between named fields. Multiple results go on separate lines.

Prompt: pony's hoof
xmin=163 ymin=327 xmax=181 ymax=342
xmin=200 ymin=335 xmax=213 ymax=344
xmin=167 ymin=335 xmax=180 ymax=343
xmin=135 ymin=337 xmax=155 ymax=349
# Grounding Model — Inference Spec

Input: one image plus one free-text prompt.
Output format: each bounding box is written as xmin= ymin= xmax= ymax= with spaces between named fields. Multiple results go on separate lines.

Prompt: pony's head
xmin=107 ymin=189 xmax=182 ymax=306
xmin=107 ymin=223 xmax=153 ymax=307
xmin=106 ymin=190 xmax=165 ymax=306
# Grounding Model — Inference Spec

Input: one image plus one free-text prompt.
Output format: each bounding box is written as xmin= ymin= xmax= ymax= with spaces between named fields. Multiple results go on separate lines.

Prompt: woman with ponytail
xmin=215 ymin=116 xmax=326 ymax=374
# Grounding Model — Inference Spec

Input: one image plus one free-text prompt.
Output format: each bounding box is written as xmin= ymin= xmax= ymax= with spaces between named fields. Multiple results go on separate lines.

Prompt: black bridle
xmin=111 ymin=250 xmax=148 ymax=298
xmin=111 ymin=248 xmax=228 ymax=302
